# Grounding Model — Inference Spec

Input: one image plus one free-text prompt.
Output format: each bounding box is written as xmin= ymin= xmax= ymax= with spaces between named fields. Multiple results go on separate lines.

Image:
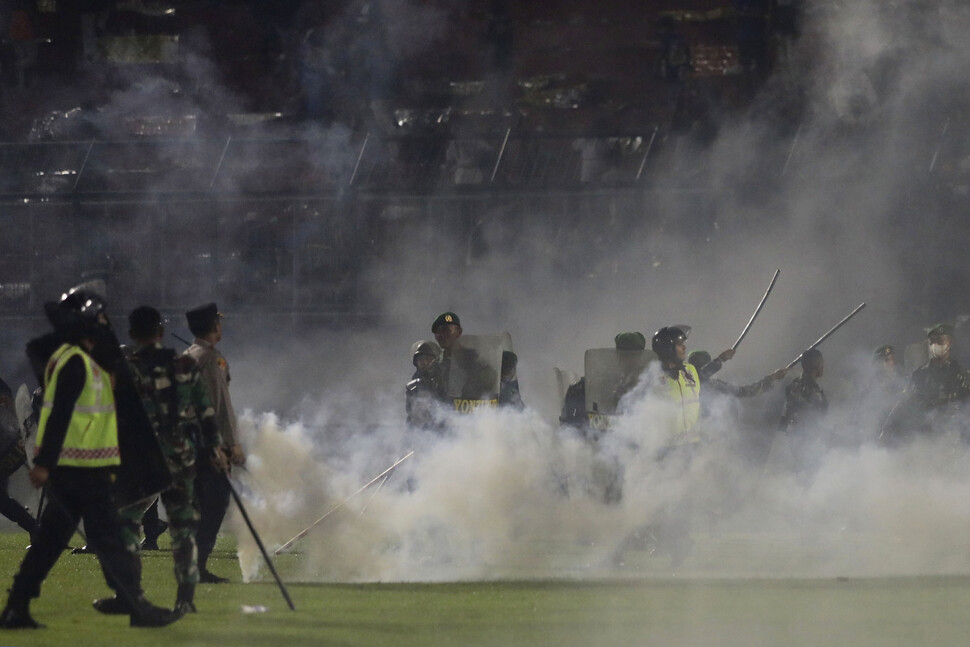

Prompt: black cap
xmin=927 ymin=323 xmax=954 ymax=338
xmin=186 ymin=303 xmax=222 ymax=336
xmin=432 ymin=312 xmax=460 ymax=332
xmin=614 ymin=332 xmax=646 ymax=351
xmin=873 ymin=344 xmax=894 ymax=360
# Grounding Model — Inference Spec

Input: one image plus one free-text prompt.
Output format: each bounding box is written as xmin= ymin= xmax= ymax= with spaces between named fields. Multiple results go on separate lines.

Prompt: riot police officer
xmin=882 ymin=324 xmax=970 ymax=444
xmin=406 ymin=340 xmax=443 ymax=429
xmin=611 ymin=326 xmax=703 ymax=568
xmin=0 ymin=288 xmax=181 ymax=629
xmin=652 ymin=326 xmax=703 ymax=447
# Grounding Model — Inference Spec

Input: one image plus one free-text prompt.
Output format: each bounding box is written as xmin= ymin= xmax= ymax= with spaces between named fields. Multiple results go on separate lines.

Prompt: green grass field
xmin=1 ymin=531 xmax=970 ymax=647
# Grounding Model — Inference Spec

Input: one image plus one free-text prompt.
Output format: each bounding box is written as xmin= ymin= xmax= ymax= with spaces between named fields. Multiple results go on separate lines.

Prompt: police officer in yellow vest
xmin=0 ymin=288 xmax=182 ymax=630
xmin=648 ymin=325 xmax=702 ymax=566
xmin=652 ymin=326 xmax=702 ymax=447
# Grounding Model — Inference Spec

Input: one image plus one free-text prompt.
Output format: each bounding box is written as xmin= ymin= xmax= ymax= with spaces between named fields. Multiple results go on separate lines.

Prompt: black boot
xmin=140 ymin=520 xmax=168 ymax=551
xmin=174 ymin=582 xmax=196 ymax=614
xmin=199 ymin=569 xmax=229 ymax=584
xmin=0 ymin=592 xmax=43 ymax=629
xmin=129 ymin=595 xmax=185 ymax=628
xmin=92 ymin=595 xmax=133 ymax=615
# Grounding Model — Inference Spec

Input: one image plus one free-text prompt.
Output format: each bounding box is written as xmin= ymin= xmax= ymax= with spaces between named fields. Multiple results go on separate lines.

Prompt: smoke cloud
xmin=221 ymin=0 xmax=970 ymax=585
xmin=5 ymin=0 xmax=970 ymax=587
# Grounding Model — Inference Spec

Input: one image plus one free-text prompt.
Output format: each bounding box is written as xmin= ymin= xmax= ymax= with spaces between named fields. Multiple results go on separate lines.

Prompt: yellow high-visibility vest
xmin=656 ymin=363 xmax=702 ymax=446
xmin=37 ymin=343 xmax=120 ymax=467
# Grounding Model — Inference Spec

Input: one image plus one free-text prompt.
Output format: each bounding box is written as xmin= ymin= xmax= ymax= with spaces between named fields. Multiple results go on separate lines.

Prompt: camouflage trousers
xmin=122 ymin=461 xmax=200 ymax=585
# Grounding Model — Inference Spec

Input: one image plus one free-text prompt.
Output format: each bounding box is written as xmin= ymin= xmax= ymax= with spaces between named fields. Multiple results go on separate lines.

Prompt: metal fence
xmin=0 ymin=130 xmax=664 ymax=198
xmin=0 ymin=184 xmax=721 ymax=320
xmin=0 ymin=129 xmax=682 ymax=318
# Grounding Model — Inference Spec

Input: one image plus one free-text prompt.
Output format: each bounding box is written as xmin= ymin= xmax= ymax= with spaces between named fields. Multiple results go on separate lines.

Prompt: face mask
xmin=930 ymin=343 xmax=949 ymax=359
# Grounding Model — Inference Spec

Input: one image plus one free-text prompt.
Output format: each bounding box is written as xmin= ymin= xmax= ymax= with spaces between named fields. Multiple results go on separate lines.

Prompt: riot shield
xmin=14 ymin=384 xmax=31 ymax=432
xmin=114 ymin=361 xmax=173 ymax=508
xmin=88 ymin=328 xmax=173 ymax=510
xmin=0 ymin=406 xmax=25 ymax=478
xmin=584 ymin=348 xmax=658 ymax=430
xmin=444 ymin=333 xmax=508 ymax=413
xmin=14 ymin=384 xmax=34 ymax=467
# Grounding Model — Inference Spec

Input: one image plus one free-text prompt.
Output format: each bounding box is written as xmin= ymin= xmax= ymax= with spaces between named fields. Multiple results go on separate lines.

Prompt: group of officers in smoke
xmin=0 ymin=286 xmax=244 ymax=630
xmin=406 ymin=311 xmax=524 ymax=430
xmin=404 ymin=312 xmax=970 ymax=566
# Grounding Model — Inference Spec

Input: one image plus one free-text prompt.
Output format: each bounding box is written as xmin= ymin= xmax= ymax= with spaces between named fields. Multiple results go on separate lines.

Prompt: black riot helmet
xmin=411 ymin=340 xmax=439 ymax=367
xmin=44 ymin=286 xmax=109 ymax=343
xmin=651 ymin=325 xmax=690 ymax=362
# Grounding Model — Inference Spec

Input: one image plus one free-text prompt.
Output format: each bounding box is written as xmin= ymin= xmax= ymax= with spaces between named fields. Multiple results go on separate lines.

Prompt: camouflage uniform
xmin=126 ymin=342 xmax=219 ymax=586
xmin=883 ymin=359 xmax=970 ymax=442
xmin=906 ymin=359 xmax=970 ymax=409
xmin=709 ymin=374 xmax=777 ymax=398
xmin=776 ymin=373 xmax=829 ymax=483
xmin=779 ymin=374 xmax=828 ymax=432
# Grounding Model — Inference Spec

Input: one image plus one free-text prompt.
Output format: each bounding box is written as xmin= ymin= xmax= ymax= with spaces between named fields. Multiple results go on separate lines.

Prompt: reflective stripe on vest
xmin=37 ymin=343 xmax=120 ymax=468
xmin=658 ymin=363 xmax=701 ymax=446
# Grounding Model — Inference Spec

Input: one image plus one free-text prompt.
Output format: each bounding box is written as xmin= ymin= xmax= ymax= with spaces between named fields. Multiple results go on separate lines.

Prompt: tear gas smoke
xmin=225 ymin=0 xmax=970 ymax=584
xmin=231 ymin=371 xmax=970 ymax=583
xmin=5 ymin=0 xmax=970 ymax=586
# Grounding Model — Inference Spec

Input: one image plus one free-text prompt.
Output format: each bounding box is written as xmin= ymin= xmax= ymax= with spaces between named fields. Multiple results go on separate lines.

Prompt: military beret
xmin=873 ymin=344 xmax=894 ymax=359
xmin=185 ymin=303 xmax=222 ymax=333
xmin=927 ymin=323 xmax=954 ymax=338
xmin=432 ymin=312 xmax=460 ymax=332
xmin=614 ymin=331 xmax=646 ymax=351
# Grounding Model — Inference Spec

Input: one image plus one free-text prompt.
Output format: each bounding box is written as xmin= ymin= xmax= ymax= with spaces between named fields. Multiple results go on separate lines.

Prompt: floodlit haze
xmin=222 ymin=1 xmax=970 ymax=583
xmin=5 ymin=1 xmax=970 ymax=585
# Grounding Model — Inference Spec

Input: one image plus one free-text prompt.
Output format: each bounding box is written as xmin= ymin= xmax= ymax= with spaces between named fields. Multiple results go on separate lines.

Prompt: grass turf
xmin=1 ymin=532 xmax=970 ymax=646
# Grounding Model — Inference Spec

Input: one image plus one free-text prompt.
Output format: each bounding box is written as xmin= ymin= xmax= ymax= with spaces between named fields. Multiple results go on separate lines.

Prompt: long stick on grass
xmin=227 ymin=476 xmax=296 ymax=611
xmin=274 ymin=450 xmax=414 ymax=555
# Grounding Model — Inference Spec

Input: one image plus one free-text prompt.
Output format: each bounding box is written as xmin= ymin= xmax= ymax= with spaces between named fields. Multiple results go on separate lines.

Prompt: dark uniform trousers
xmin=11 ymin=467 xmax=141 ymax=603
xmin=194 ymin=452 xmax=230 ymax=572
